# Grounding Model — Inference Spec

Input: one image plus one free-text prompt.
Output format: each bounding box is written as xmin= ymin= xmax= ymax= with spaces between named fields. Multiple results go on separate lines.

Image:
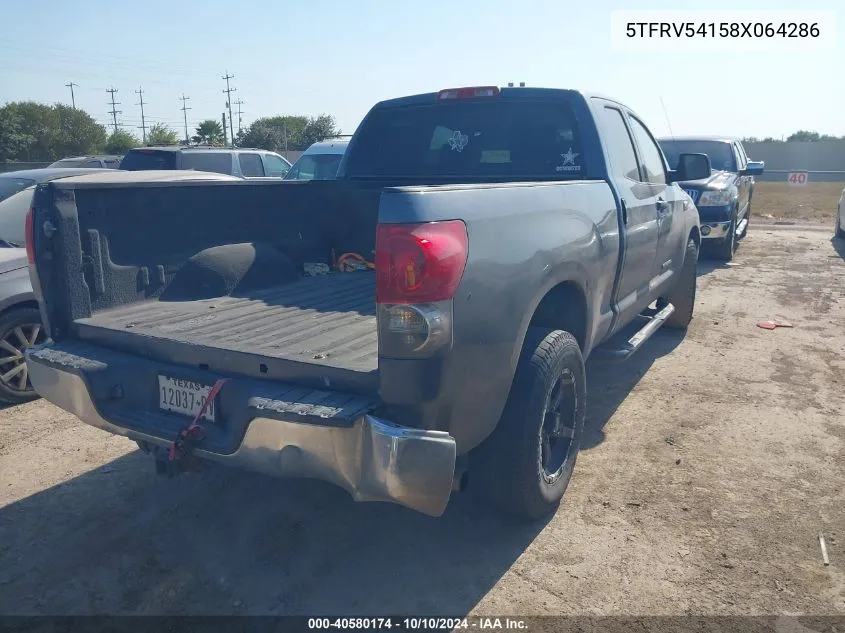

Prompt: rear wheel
xmin=663 ymin=237 xmax=698 ymax=329
xmin=0 ymin=308 xmax=46 ymax=405
xmin=471 ymin=328 xmax=586 ymax=520
xmin=836 ymin=213 xmax=845 ymax=239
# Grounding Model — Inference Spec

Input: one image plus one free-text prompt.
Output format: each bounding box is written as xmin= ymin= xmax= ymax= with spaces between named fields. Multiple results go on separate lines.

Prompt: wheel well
xmin=528 ymin=282 xmax=587 ymax=351
xmin=689 ymin=226 xmax=701 ymax=248
xmin=0 ymin=300 xmax=38 ymax=317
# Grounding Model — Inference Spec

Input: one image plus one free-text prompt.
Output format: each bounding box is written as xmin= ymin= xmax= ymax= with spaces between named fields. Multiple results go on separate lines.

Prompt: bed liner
xmin=73 ymin=272 xmax=378 ymax=374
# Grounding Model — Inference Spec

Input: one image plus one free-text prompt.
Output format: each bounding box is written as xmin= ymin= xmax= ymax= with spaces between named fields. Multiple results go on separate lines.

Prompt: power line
xmin=179 ymin=94 xmax=191 ymax=145
xmin=222 ymin=72 xmax=236 ymax=147
xmin=65 ymin=82 xmax=78 ymax=109
xmin=135 ymin=87 xmax=147 ymax=143
xmin=106 ymin=86 xmax=121 ymax=133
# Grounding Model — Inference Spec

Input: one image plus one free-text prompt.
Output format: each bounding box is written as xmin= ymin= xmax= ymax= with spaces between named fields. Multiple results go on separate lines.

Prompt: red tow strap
xmin=168 ymin=378 xmax=229 ymax=465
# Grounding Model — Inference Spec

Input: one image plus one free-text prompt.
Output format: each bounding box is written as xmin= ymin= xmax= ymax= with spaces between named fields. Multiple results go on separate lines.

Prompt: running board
xmin=593 ymin=303 xmax=675 ymax=362
xmin=736 ymin=217 xmax=748 ymax=236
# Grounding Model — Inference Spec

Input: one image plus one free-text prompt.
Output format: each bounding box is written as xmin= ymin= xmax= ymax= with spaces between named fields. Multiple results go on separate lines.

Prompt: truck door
xmin=594 ymin=104 xmax=660 ymax=328
xmin=627 ymin=114 xmax=685 ymax=296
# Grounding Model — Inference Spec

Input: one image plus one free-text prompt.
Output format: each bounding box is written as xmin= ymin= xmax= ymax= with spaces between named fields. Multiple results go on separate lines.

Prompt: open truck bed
xmin=74 ymin=272 xmax=378 ymax=374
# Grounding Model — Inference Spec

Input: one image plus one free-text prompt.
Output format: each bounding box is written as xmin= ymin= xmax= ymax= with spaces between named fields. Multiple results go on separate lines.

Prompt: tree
xmin=104 ymin=129 xmax=140 ymax=154
xmin=0 ymin=101 xmax=106 ymax=162
xmin=786 ymin=130 xmax=820 ymax=142
xmin=302 ymin=114 xmax=341 ymax=149
xmin=146 ymin=123 xmax=180 ymax=146
xmin=192 ymin=119 xmax=225 ymax=146
xmin=238 ymin=114 xmax=340 ymax=152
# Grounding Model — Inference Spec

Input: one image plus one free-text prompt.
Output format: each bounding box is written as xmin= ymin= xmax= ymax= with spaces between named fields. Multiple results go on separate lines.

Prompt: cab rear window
xmin=345 ymin=99 xmax=583 ymax=180
xmin=120 ymin=150 xmax=177 ymax=171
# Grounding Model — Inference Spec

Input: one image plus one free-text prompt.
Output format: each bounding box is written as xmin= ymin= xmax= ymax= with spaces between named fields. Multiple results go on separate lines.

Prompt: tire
xmin=663 ymin=237 xmax=698 ymax=329
xmin=836 ymin=213 xmax=845 ymax=239
xmin=716 ymin=210 xmax=737 ymax=261
xmin=0 ymin=307 xmax=46 ymax=405
xmin=471 ymin=327 xmax=586 ymax=520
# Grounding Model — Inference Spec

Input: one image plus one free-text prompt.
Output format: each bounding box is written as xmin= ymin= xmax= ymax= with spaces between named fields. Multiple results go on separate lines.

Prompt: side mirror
xmin=669 ymin=153 xmax=711 ymax=183
xmin=741 ymin=160 xmax=765 ymax=176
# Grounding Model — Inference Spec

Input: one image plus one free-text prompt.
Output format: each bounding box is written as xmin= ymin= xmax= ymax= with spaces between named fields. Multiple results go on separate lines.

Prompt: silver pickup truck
xmin=25 ymin=85 xmax=709 ymax=520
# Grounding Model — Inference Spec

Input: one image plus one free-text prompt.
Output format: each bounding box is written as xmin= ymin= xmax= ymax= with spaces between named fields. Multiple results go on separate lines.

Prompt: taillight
xmin=375 ymin=221 xmax=468 ymax=304
xmin=24 ymin=207 xmax=35 ymax=265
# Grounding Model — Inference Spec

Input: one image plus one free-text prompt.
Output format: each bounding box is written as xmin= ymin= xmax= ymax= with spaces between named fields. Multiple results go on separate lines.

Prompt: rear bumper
xmin=26 ymin=342 xmax=457 ymax=517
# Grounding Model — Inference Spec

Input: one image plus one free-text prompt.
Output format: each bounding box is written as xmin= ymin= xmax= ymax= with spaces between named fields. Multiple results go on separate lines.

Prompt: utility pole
xmin=222 ymin=72 xmax=236 ymax=147
xmin=65 ymin=82 xmax=78 ymax=109
xmin=221 ymin=112 xmax=228 ymax=147
xmin=179 ymin=94 xmax=191 ymax=145
xmin=135 ymin=87 xmax=147 ymax=144
xmin=106 ymin=87 xmax=121 ymax=133
xmin=235 ymin=98 xmax=244 ymax=136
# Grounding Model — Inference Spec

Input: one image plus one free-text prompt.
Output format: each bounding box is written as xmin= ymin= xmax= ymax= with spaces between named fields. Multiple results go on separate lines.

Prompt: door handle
xmin=656 ymin=198 xmax=670 ymax=215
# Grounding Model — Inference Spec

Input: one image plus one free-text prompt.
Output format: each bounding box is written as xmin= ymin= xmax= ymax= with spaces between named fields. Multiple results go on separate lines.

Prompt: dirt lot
xmin=0 ymin=227 xmax=843 ymax=618
xmin=754 ymin=181 xmax=844 ymax=224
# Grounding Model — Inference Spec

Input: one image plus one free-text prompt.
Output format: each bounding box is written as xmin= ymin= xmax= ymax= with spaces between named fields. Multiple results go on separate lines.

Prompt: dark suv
xmin=119 ymin=146 xmax=292 ymax=179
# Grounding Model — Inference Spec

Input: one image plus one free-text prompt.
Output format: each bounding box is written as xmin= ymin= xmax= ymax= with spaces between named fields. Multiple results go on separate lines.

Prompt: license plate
xmin=158 ymin=376 xmax=216 ymax=422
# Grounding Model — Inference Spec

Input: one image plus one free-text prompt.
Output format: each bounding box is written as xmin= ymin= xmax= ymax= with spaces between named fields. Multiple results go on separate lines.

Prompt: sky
xmin=1 ymin=0 xmax=842 ymax=141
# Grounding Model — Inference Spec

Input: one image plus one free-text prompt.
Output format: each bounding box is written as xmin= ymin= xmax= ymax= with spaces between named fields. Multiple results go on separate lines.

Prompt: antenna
xmin=659 ymin=96 xmax=675 ymax=139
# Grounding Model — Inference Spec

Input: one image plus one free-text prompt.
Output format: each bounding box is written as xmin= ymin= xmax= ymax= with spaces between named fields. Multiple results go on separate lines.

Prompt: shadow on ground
xmin=0 ymin=327 xmax=688 ymax=617
xmin=583 ymin=327 xmax=685 ymax=450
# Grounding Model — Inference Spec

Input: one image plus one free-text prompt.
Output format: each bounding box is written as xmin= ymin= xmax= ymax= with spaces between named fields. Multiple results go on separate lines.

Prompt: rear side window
xmin=0 ymin=177 xmax=35 ymax=202
xmin=120 ymin=150 xmax=177 ymax=170
xmin=628 ymin=116 xmax=666 ymax=185
xmin=263 ymin=154 xmax=290 ymax=177
xmin=597 ymin=107 xmax=640 ymax=181
xmin=345 ymin=99 xmax=584 ymax=179
xmin=180 ymin=152 xmax=233 ymax=175
xmin=238 ymin=153 xmax=265 ymax=177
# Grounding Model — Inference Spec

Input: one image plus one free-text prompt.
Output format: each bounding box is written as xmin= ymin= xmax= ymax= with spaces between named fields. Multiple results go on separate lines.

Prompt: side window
xmin=597 ymin=106 xmax=640 ymax=181
xmin=104 ymin=160 xmax=120 ymax=169
xmin=263 ymin=154 xmax=290 ymax=177
xmin=238 ymin=153 xmax=265 ymax=177
xmin=85 ymin=160 xmax=102 ymax=167
xmin=628 ymin=116 xmax=667 ymax=185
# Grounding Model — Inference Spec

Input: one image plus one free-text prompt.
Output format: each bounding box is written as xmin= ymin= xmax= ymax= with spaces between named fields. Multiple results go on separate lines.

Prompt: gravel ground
xmin=0 ymin=226 xmax=843 ymax=618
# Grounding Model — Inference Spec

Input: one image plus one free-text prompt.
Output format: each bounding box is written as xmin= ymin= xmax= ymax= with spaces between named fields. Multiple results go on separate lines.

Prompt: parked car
xmin=836 ymin=187 xmax=845 ymax=239
xmin=0 ymin=168 xmax=113 ymax=404
xmin=25 ymin=85 xmax=708 ymax=519
xmin=119 ymin=146 xmax=292 ymax=179
xmin=0 ymin=168 xmax=239 ymax=405
xmin=283 ymin=137 xmax=350 ymax=181
xmin=48 ymin=155 xmax=122 ymax=169
xmin=658 ymin=136 xmax=764 ymax=261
